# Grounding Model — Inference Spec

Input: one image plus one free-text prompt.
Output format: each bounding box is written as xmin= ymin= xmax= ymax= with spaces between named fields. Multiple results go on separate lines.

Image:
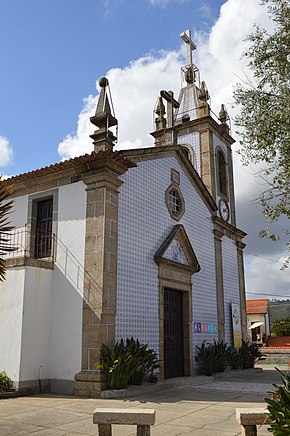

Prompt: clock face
xmin=218 ymin=198 xmax=230 ymax=222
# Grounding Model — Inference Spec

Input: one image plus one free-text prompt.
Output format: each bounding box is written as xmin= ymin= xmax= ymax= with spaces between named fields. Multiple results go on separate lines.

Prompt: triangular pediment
xmin=155 ymin=224 xmax=200 ymax=273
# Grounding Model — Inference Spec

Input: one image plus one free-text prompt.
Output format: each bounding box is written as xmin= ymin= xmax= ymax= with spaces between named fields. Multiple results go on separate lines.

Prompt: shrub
xmin=0 ymin=371 xmax=13 ymax=392
xmin=238 ymin=339 xmax=264 ymax=369
xmin=97 ymin=338 xmax=159 ymax=390
xmin=125 ymin=337 xmax=159 ymax=385
xmin=195 ymin=340 xmax=232 ymax=376
xmin=196 ymin=339 xmax=264 ymax=375
xmin=265 ymin=368 xmax=290 ymax=435
xmin=211 ymin=340 xmax=232 ymax=373
xmin=271 ymin=318 xmax=290 ymax=337
xmin=195 ymin=341 xmax=215 ymax=376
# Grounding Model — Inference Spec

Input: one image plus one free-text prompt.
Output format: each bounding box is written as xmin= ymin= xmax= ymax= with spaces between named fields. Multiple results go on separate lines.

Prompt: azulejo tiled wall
xmin=116 ymin=155 xmax=218 ymax=358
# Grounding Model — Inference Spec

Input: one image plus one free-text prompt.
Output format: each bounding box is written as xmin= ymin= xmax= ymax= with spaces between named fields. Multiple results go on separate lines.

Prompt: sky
xmin=0 ymin=0 xmax=289 ymax=300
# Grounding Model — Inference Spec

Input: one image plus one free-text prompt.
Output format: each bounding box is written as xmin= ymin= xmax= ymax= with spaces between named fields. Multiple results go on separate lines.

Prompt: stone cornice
xmin=83 ymin=171 xmax=124 ymax=191
xmin=176 ymin=116 xmax=235 ymax=147
xmin=213 ymin=216 xmax=247 ymax=241
xmin=4 ymin=150 xmax=135 ymax=198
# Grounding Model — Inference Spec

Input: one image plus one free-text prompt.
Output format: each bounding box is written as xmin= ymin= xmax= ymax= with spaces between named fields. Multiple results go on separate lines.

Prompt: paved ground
xmin=0 ymin=367 xmax=287 ymax=436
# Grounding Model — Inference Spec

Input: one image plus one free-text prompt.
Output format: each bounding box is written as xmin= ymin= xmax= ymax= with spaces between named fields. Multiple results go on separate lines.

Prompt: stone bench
xmin=93 ymin=408 xmax=156 ymax=436
xmin=236 ymin=408 xmax=273 ymax=435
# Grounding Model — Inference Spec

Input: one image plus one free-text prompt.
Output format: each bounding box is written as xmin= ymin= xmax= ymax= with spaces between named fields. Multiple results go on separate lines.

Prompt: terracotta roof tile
xmin=246 ymin=299 xmax=269 ymax=314
xmin=5 ymin=149 xmax=136 ymax=184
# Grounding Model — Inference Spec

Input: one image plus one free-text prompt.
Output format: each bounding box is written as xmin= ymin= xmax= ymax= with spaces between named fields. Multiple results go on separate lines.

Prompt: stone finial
xmin=90 ymin=77 xmax=118 ymax=152
xmin=219 ymin=104 xmax=228 ymax=123
xmin=154 ymin=97 xmax=166 ymax=131
xmin=219 ymin=104 xmax=230 ymax=134
xmin=198 ymin=81 xmax=210 ymax=102
xmin=196 ymin=81 xmax=210 ymax=118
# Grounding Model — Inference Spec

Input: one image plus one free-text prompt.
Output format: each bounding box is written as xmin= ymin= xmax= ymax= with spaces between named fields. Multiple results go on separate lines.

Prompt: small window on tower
xmin=217 ymin=149 xmax=228 ymax=198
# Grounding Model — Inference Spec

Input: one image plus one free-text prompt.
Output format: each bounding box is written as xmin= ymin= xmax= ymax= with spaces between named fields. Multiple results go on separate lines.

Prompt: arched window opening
xmin=182 ymin=148 xmax=190 ymax=160
xmin=182 ymin=146 xmax=195 ymax=168
xmin=217 ymin=150 xmax=228 ymax=198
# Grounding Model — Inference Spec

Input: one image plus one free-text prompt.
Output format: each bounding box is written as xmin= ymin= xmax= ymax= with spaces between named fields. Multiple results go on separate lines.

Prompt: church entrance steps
xmin=100 ymin=376 xmax=214 ymax=399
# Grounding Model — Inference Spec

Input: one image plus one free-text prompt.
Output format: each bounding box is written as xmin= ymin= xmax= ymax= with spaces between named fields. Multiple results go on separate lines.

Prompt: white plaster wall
xmin=48 ymin=181 xmax=86 ymax=381
xmin=2 ymin=181 xmax=86 ymax=384
xmin=0 ymin=268 xmax=25 ymax=381
xmin=9 ymin=195 xmax=28 ymax=227
xmin=19 ymin=267 xmax=53 ymax=382
xmin=116 ymin=155 xmax=218 ymax=359
xmin=222 ymin=236 xmax=241 ymax=345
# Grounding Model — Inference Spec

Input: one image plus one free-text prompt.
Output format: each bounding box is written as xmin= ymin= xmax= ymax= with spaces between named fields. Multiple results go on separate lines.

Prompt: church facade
xmin=0 ymin=31 xmax=247 ymax=397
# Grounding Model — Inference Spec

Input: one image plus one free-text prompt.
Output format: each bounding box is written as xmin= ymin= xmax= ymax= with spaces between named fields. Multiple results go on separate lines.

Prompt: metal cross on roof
xmin=180 ymin=29 xmax=196 ymax=66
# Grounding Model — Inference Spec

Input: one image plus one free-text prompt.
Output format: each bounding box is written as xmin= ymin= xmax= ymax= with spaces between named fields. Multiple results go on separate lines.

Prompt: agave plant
xmin=195 ymin=341 xmax=215 ymax=376
xmin=238 ymin=339 xmax=265 ymax=369
xmin=126 ymin=337 xmax=159 ymax=385
xmin=265 ymin=368 xmax=290 ymax=435
xmin=0 ymin=177 xmax=15 ymax=281
xmin=97 ymin=338 xmax=159 ymax=390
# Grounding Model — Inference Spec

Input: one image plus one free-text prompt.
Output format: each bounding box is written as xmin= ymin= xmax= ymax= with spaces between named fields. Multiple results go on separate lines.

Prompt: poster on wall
xmin=231 ymin=303 xmax=242 ymax=348
xmin=193 ymin=322 xmax=217 ymax=334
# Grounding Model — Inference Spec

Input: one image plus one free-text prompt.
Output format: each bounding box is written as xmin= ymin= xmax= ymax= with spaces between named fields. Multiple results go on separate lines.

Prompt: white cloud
xmin=57 ymin=0 xmax=288 ymax=298
xmin=58 ymin=52 xmax=182 ymax=159
xmin=58 ymin=95 xmax=97 ymax=160
xmin=245 ymin=254 xmax=290 ymax=298
xmin=0 ymin=136 xmax=13 ymax=168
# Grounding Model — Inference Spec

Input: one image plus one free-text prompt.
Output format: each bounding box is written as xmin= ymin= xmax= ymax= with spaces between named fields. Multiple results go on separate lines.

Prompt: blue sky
xmin=1 ymin=0 xmax=289 ymax=298
xmin=0 ymin=0 xmax=223 ymax=174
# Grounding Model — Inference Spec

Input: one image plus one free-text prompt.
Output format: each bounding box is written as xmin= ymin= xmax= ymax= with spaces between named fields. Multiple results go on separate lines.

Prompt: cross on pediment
xmin=160 ymin=90 xmax=179 ymax=128
xmin=180 ymin=29 xmax=196 ymax=66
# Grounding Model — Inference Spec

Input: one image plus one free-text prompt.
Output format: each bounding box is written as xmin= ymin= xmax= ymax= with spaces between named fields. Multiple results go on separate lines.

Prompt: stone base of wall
xmin=8 ymin=375 xmax=108 ymax=398
xmin=74 ymin=370 xmax=108 ymax=398
xmin=16 ymin=379 xmax=50 ymax=395
xmin=262 ymin=349 xmax=290 ymax=364
xmin=12 ymin=379 xmax=75 ymax=396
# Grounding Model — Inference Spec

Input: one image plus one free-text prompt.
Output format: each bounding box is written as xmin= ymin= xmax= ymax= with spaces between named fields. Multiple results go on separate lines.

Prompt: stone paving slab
xmin=187 ymin=381 xmax=273 ymax=393
xmin=0 ymin=368 xmax=284 ymax=435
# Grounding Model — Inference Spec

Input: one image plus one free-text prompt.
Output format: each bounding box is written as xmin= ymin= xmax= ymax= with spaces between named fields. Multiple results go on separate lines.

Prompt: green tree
xmin=233 ymin=0 xmax=290 ymax=267
xmin=271 ymin=318 xmax=290 ymax=337
xmin=0 ymin=177 xmax=14 ymax=281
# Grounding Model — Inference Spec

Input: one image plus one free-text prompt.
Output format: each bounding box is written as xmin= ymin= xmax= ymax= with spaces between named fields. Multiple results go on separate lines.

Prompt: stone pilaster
xmin=74 ymin=169 xmax=124 ymax=397
xmin=236 ymin=240 xmax=247 ymax=341
xmin=214 ymin=229 xmax=225 ymax=341
xmin=227 ymin=146 xmax=236 ymax=226
xmin=199 ymin=130 xmax=215 ymax=197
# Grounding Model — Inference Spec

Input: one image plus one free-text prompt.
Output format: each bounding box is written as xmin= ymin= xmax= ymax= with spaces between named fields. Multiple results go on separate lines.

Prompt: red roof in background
xmin=267 ymin=336 xmax=290 ymax=348
xmin=246 ymin=299 xmax=269 ymax=314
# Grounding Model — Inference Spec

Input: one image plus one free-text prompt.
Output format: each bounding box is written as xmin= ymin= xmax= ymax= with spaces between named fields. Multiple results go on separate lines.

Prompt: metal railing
xmin=3 ymin=225 xmax=102 ymax=313
xmin=2 ymin=225 xmax=55 ymax=261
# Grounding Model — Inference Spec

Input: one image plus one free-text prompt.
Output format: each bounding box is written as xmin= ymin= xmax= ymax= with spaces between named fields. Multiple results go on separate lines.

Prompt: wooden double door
xmin=164 ymin=289 xmax=184 ymax=378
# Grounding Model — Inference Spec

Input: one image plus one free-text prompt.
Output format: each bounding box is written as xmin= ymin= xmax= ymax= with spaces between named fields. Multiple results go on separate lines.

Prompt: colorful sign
xmin=231 ymin=303 xmax=242 ymax=348
xmin=193 ymin=322 xmax=218 ymax=334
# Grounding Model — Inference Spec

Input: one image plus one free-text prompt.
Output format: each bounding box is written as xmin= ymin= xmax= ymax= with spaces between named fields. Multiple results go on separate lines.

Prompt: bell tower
xmin=151 ymin=30 xmax=236 ymax=226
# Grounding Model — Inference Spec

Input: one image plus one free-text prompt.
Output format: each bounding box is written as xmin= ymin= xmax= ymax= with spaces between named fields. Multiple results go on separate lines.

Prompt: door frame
xmin=164 ymin=288 xmax=185 ymax=378
xmin=158 ymin=264 xmax=193 ymax=380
